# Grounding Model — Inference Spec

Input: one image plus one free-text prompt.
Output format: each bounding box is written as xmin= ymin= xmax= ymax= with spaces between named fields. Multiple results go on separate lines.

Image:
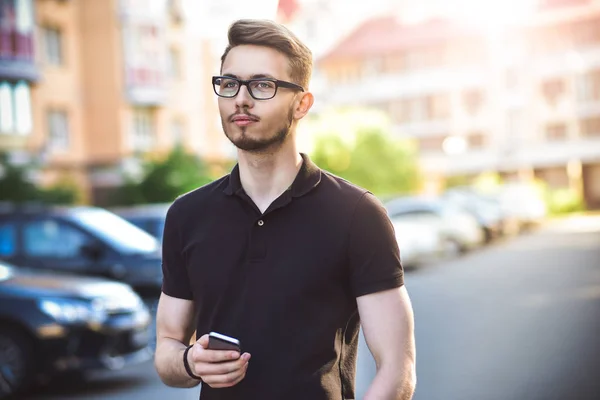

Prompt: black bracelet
xmin=183 ymin=344 xmax=203 ymax=381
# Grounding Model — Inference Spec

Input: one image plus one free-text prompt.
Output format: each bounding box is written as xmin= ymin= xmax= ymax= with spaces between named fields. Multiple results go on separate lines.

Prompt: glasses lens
xmin=214 ymin=77 xmax=239 ymax=97
xmin=248 ymin=80 xmax=276 ymax=99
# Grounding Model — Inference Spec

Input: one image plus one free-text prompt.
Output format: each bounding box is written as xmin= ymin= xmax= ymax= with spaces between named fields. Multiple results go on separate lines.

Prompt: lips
xmin=231 ymin=114 xmax=259 ymax=127
xmin=231 ymin=114 xmax=259 ymax=123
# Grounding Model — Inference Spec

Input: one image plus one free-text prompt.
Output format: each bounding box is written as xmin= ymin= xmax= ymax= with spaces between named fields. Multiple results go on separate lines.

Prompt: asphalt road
xmin=27 ymin=215 xmax=600 ymax=400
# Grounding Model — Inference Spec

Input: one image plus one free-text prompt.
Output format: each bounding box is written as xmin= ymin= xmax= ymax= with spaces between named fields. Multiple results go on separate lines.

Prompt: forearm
xmin=364 ymin=362 xmax=416 ymax=400
xmin=154 ymin=337 xmax=201 ymax=388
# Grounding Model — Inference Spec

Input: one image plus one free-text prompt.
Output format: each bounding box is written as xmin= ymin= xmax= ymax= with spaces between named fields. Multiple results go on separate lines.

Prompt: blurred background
xmin=0 ymin=0 xmax=599 ymax=399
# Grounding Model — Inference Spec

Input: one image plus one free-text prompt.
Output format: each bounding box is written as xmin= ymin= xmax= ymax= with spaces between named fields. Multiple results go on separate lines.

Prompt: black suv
xmin=0 ymin=261 xmax=152 ymax=399
xmin=0 ymin=204 xmax=163 ymax=290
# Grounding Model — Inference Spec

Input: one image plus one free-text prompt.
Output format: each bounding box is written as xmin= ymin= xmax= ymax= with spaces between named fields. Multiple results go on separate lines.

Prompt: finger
xmin=197 ymin=334 xmax=209 ymax=349
xmin=195 ymin=356 xmax=249 ymax=376
xmin=192 ymin=347 xmax=240 ymax=363
xmin=229 ymin=364 xmax=249 ymax=386
xmin=203 ymin=363 xmax=249 ymax=388
xmin=190 ymin=341 xmax=241 ymax=363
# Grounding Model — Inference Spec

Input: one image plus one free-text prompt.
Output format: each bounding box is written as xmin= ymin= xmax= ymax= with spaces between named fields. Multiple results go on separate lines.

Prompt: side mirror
xmin=80 ymin=241 xmax=104 ymax=261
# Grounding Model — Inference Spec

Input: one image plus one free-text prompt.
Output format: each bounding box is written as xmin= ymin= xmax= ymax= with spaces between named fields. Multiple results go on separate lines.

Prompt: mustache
xmin=229 ymin=112 xmax=260 ymax=122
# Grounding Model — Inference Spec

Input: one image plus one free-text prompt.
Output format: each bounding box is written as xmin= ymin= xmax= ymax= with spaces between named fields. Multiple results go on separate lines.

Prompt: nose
xmin=234 ymin=84 xmax=254 ymax=109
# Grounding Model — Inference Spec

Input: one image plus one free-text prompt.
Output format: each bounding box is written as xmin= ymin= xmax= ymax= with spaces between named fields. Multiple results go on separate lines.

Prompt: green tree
xmin=0 ymin=153 xmax=39 ymax=202
xmin=0 ymin=153 xmax=79 ymax=204
xmin=116 ymin=146 xmax=215 ymax=205
xmin=308 ymin=108 xmax=421 ymax=197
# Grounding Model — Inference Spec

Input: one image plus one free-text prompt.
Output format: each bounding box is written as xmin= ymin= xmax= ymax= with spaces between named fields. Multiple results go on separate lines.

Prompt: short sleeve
xmin=161 ymin=201 xmax=193 ymax=299
xmin=347 ymin=192 xmax=404 ymax=298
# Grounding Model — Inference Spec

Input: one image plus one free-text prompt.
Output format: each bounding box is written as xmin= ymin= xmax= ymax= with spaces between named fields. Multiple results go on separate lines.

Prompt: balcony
xmin=1 ymin=0 xmax=39 ymax=82
xmin=0 ymin=59 xmax=39 ymax=82
xmin=391 ymin=121 xmax=450 ymax=137
xmin=0 ymin=133 xmax=28 ymax=150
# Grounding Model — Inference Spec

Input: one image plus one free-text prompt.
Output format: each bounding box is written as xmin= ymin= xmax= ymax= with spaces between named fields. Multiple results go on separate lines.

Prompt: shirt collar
xmin=223 ymin=153 xmax=322 ymax=198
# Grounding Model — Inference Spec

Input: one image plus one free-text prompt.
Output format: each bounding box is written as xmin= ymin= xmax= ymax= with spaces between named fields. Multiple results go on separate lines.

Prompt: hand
xmin=187 ymin=334 xmax=251 ymax=388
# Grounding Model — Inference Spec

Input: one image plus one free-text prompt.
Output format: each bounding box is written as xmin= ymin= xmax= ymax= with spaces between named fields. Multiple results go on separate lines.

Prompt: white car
xmin=386 ymin=196 xmax=485 ymax=253
xmin=391 ymin=217 xmax=444 ymax=268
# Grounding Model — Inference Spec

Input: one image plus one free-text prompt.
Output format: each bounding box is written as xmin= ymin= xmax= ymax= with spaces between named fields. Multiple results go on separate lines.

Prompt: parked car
xmin=0 ymin=204 xmax=163 ymax=290
xmin=442 ymin=188 xmax=504 ymax=242
xmin=111 ymin=203 xmax=170 ymax=242
xmin=0 ymin=261 xmax=152 ymax=399
xmin=385 ymin=196 xmax=485 ymax=252
xmin=391 ymin=216 xmax=449 ymax=269
xmin=492 ymin=183 xmax=548 ymax=230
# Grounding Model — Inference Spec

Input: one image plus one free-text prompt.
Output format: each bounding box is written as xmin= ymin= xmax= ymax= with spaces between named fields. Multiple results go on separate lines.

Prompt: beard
xmin=222 ymin=108 xmax=294 ymax=152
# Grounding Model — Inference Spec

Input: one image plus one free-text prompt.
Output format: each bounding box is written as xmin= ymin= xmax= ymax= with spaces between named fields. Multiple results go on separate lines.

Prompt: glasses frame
xmin=212 ymin=76 xmax=305 ymax=100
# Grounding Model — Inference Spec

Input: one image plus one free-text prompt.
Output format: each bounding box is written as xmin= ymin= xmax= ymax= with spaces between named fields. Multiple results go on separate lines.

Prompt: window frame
xmin=42 ymin=25 xmax=64 ymax=66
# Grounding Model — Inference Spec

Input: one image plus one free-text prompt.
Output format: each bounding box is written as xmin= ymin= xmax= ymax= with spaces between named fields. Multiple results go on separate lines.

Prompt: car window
xmin=156 ymin=219 xmax=165 ymax=241
xmin=0 ymin=222 xmax=16 ymax=257
xmin=69 ymin=208 xmax=158 ymax=254
xmin=23 ymin=219 xmax=90 ymax=258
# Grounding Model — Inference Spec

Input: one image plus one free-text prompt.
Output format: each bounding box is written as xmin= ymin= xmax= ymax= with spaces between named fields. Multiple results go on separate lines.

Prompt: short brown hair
xmin=221 ymin=19 xmax=313 ymax=89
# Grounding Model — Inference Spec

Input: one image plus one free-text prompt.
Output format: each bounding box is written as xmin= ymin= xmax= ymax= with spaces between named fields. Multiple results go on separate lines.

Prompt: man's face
xmin=218 ymin=45 xmax=299 ymax=152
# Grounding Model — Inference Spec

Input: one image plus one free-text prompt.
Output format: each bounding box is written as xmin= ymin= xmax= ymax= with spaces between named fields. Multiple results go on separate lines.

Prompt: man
xmin=154 ymin=19 xmax=416 ymax=400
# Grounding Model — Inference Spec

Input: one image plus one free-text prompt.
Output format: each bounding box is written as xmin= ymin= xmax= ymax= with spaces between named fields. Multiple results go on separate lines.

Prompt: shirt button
xmin=257 ymin=220 xmax=264 ymax=226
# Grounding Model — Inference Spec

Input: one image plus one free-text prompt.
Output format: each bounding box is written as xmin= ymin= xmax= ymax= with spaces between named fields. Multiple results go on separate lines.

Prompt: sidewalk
xmin=543 ymin=212 xmax=600 ymax=234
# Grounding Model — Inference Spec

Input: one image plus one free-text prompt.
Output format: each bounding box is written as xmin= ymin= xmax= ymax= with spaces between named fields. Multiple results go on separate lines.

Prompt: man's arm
xmin=154 ymin=293 xmax=252 ymax=388
xmin=154 ymin=292 xmax=199 ymax=388
xmin=358 ymin=286 xmax=416 ymax=400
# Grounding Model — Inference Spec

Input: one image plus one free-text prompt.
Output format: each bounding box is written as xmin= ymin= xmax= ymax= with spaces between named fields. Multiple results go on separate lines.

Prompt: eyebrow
xmin=222 ymin=73 xmax=278 ymax=80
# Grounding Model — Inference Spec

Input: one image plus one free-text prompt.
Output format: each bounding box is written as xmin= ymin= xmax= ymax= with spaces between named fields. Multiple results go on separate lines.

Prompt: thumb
xmin=197 ymin=334 xmax=209 ymax=349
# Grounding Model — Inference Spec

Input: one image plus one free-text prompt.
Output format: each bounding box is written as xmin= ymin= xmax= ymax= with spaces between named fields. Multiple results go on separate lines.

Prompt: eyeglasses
xmin=212 ymin=76 xmax=305 ymax=100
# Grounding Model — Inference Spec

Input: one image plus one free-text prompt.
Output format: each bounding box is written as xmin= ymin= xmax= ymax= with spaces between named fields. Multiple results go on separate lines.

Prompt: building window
xmin=399 ymin=94 xmax=449 ymax=123
xmin=506 ymin=68 xmax=520 ymax=89
xmin=0 ymin=80 xmax=32 ymax=135
xmin=362 ymin=58 xmax=383 ymax=77
xmin=171 ymin=118 xmax=184 ymax=145
xmin=47 ymin=109 xmax=69 ymax=150
xmin=545 ymin=123 xmax=567 ymax=141
xmin=542 ymin=78 xmax=565 ymax=106
xmin=132 ymin=107 xmax=155 ymax=150
xmin=405 ymin=47 xmax=444 ymax=71
xmin=418 ymin=136 xmax=446 ymax=153
xmin=0 ymin=82 xmax=14 ymax=133
xmin=580 ymin=117 xmax=600 ymax=138
xmin=463 ymin=90 xmax=484 ymax=115
xmin=577 ymin=70 xmax=600 ymax=103
xmin=167 ymin=47 xmax=182 ymax=80
xmin=467 ymin=132 xmax=486 ymax=149
xmin=43 ymin=26 xmax=63 ymax=66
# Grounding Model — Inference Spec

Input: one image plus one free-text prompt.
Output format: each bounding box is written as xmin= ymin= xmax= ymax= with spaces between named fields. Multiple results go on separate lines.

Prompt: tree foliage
xmin=115 ymin=146 xmax=215 ymax=205
xmin=308 ymin=108 xmax=421 ymax=197
xmin=0 ymin=153 xmax=79 ymax=204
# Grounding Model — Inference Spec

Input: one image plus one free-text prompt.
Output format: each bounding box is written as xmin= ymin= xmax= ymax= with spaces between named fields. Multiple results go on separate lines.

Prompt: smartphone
xmin=208 ymin=332 xmax=241 ymax=352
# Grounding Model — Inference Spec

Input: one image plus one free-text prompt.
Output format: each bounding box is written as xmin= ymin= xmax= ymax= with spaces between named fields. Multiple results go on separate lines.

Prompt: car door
xmin=20 ymin=216 xmax=98 ymax=277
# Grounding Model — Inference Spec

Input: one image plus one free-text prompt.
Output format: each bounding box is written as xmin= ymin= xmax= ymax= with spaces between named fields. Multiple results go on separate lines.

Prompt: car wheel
xmin=0 ymin=328 xmax=34 ymax=399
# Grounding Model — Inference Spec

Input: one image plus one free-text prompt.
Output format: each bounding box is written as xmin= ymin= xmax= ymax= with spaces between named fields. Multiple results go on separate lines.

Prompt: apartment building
xmin=316 ymin=0 xmax=600 ymax=208
xmin=0 ymin=0 xmax=241 ymax=204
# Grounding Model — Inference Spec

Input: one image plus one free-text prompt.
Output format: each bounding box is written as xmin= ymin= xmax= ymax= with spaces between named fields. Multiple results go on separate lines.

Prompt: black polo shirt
xmin=162 ymin=154 xmax=404 ymax=400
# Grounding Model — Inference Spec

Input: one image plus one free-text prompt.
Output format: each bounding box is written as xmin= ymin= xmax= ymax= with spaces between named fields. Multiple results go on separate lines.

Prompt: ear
xmin=293 ymin=92 xmax=314 ymax=120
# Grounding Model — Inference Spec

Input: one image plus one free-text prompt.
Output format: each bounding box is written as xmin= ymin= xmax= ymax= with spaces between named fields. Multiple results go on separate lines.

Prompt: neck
xmin=237 ymin=138 xmax=302 ymax=212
